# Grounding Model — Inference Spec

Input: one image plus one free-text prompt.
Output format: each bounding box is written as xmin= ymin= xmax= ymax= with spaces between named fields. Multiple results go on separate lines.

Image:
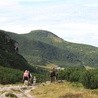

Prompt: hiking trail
xmin=0 ymin=85 xmax=36 ymax=98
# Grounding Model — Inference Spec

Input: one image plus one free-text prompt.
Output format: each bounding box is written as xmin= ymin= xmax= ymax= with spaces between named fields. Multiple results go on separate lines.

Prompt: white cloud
xmin=16 ymin=0 xmax=50 ymax=1
xmin=0 ymin=17 xmax=8 ymax=22
xmin=64 ymin=23 xmax=98 ymax=33
xmin=0 ymin=0 xmax=18 ymax=7
xmin=85 ymin=4 xmax=98 ymax=7
xmin=0 ymin=0 xmax=98 ymax=47
xmin=0 ymin=0 xmax=50 ymax=7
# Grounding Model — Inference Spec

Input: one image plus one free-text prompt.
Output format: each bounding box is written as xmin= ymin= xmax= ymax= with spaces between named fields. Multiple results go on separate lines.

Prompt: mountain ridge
xmin=3 ymin=29 xmax=98 ymax=67
xmin=0 ymin=30 xmax=34 ymax=71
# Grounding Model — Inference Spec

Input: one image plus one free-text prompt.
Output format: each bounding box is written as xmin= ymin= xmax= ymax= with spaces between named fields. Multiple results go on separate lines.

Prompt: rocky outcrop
xmin=0 ymin=85 xmax=35 ymax=98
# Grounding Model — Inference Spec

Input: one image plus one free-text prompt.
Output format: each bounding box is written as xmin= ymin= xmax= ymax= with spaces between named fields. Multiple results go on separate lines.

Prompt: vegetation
xmin=6 ymin=29 xmax=98 ymax=67
xmin=81 ymin=69 xmax=98 ymax=89
xmin=0 ymin=66 xmax=22 ymax=84
xmin=31 ymin=82 xmax=98 ymax=98
xmin=58 ymin=66 xmax=85 ymax=82
xmin=0 ymin=30 xmax=32 ymax=70
xmin=0 ymin=30 xmax=49 ymax=84
xmin=58 ymin=66 xmax=98 ymax=89
xmin=0 ymin=65 xmax=49 ymax=84
xmin=1 ymin=29 xmax=98 ymax=91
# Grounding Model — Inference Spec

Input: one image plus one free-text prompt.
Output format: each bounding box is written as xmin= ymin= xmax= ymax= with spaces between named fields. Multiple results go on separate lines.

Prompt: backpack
xmin=51 ymin=71 xmax=56 ymax=77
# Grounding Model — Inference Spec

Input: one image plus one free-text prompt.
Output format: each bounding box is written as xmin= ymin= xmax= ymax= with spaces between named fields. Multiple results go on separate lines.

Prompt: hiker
xmin=50 ymin=68 xmax=57 ymax=83
xmin=28 ymin=71 xmax=33 ymax=85
xmin=23 ymin=70 xmax=29 ymax=85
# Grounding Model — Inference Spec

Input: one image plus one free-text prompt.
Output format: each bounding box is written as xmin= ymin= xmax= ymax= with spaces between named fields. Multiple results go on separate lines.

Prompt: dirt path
xmin=0 ymin=85 xmax=36 ymax=98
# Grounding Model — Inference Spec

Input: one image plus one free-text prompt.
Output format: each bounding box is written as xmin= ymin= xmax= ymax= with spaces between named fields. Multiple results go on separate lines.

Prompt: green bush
xmin=81 ymin=69 xmax=98 ymax=89
xmin=58 ymin=67 xmax=98 ymax=89
xmin=0 ymin=66 xmax=23 ymax=84
xmin=58 ymin=66 xmax=85 ymax=82
xmin=0 ymin=66 xmax=49 ymax=84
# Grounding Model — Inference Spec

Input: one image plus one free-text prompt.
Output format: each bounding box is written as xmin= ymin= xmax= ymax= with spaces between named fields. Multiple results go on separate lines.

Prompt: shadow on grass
xmin=59 ymin=92 xmax=83 ymax=98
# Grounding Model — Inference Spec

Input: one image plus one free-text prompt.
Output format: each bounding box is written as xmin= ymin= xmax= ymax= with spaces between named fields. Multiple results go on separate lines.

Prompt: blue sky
xmin=0 ymin=0 xmax=98 ymax=47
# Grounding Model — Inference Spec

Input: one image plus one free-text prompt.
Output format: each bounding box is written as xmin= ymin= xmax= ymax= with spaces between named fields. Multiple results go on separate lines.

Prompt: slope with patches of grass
xmin=31 ymin=82 xmax=98 ymax=98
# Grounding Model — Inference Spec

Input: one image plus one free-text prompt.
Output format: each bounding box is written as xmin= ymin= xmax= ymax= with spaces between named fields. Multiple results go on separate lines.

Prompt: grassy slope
xmin=31 ymin=82 xmax=98 ymax=98
xmin=0 ymin=30 xmax=34 ymax=71
xmin=5 ymin=30 xmax=98 ymax=67
xmin=0 ymin=30 xmax=48 ymax=73
xmin=0 ymin=30 xmax=51 ymax=84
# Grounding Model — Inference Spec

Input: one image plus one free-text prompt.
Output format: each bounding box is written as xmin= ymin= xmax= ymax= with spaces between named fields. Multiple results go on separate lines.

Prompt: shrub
xmin=0 ymin=66 xmax=23 ymax=84
xmin=81 ymin=69 xmax=98 ymax=89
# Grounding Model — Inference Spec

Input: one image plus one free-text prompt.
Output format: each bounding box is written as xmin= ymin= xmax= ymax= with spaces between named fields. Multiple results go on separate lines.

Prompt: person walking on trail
xmin=50 ymin=68 xmax=57 ymax=83
xmin=23 ymin=70 xmax=29 ymax=85
xmin=28 ymin=71 xmax=33 ymax=85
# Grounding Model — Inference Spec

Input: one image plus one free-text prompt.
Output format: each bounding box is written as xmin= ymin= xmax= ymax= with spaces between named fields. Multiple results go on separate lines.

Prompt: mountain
xmin=5 ymin=30 xmax=98 ymax=67
xmin=0 ymin=30 xmax=35 ymax=71
xmin=0 ymin=30 xmax=49 ymax=84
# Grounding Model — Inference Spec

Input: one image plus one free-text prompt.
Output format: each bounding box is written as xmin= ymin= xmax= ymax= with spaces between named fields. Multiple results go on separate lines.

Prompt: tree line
xmin=0 ymin=66 xmax=49 ymax=84
xmin=1 ymin=65 xmax=98 ymax=89
xmin=58 ymin=66 xmax=98 ymax=89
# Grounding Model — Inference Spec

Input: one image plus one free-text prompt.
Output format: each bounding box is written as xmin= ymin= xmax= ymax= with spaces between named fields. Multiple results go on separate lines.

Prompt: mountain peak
xmin=28 ymin=30 xmax=64 ymax=43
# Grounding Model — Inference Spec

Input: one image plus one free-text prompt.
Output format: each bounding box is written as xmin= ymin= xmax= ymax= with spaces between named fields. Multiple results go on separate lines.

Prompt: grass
xmin=30 ymin=81 xmax=98 ymax=98
xmin=85 ymin=66 xmax=95 ymax=70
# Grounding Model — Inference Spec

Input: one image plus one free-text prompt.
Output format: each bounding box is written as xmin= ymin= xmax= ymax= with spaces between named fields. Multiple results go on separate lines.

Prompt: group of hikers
xmin=23 ymin=67 xmax=58 ymax=86
xmin=23 ymin=70 xmax=36 ymax=86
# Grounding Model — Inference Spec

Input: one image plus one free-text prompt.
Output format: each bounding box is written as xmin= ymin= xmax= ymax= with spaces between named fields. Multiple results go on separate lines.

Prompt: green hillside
xmin=0 ymin=30 xmax=49 ymax=84
xmin=5 ymin=30 xmax=98 ymax=67
xmin=0 ymin=30 xmax=30 ymax=70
